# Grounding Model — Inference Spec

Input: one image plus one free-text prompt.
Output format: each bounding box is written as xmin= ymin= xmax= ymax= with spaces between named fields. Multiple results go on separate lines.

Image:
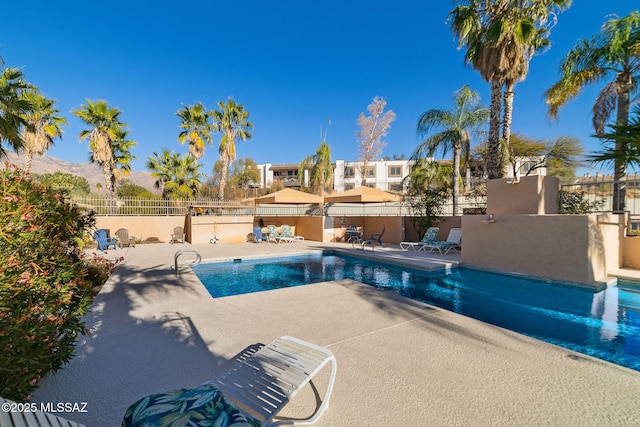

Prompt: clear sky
xmin=2 ymin=1 xmax=638 ymax=176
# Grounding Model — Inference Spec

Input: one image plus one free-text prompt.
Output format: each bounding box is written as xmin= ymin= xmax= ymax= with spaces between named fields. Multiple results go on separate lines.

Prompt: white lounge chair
xmin=170 ymin=226 xmax=185 ymax=244
xmin=399 ymin=227 xmax=439 ymax=251
xmin=123 ymin=336 xmax=337 ymax=427
xmin=0 ymin=397 xmax=86 ymax=427
xmin=421 ymin=227 xmax=462 ymax=254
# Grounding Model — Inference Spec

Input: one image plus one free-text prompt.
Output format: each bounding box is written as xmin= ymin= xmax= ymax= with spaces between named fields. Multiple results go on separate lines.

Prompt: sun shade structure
xmin=254 ymin=188 xmax=324 ymax=204
xmin=324 ymin=186 xmax=403 ymax=203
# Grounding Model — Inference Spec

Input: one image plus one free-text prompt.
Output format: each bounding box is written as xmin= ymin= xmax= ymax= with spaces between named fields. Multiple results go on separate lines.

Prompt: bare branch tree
xmin=356 ymin=96 xmax=396 ymax=185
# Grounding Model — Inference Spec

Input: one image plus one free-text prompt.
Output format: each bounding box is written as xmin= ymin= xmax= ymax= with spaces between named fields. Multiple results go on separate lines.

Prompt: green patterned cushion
xmin=122 ymin=383 xmax=261 ymax=427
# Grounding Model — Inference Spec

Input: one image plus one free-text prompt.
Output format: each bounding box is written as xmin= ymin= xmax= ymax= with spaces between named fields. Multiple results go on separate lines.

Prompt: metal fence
xmin=71 ymin=197 xmax=254 ymax=216
xmin=560 ymin=175 xmax=640 ymax=215
xmin=70 ymin=194 xmax=488 ymax=217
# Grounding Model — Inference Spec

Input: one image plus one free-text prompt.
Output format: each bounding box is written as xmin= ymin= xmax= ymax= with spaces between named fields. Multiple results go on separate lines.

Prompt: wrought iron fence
xmin=71 ymin=197 xmax=254 ymax=216
xmin=560 ymin=175 xmax=640 ymax=215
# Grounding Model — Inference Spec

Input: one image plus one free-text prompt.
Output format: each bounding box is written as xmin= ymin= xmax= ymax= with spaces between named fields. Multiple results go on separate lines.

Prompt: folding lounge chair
xmin=1 ymin=396 xmax=86 ymax=427
xmin=281 ymin=224 xmax=304 ymax=242
xmin=93 ymin=229 xmax=116 ymax=251
xmin=267 ymin=225 xmax=294 ymax=243
xmin=123 ymin=336 xmax=337 ymax=427
xmin=399 ymin=227 xmax=439 ymax=251
xmin=421 ymin=227 xmax=462 ymax=255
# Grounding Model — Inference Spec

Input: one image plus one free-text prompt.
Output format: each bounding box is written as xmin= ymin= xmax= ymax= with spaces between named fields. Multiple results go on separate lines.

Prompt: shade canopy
xmin=254 ymin=188 xmax=324 ymax=204
xmin=324 ymin=186 xmax=403 ymax=203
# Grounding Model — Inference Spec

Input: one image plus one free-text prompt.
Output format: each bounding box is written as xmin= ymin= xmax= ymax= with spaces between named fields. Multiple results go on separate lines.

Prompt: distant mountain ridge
xmin=3 ymin=151 xmax=159 ymax=194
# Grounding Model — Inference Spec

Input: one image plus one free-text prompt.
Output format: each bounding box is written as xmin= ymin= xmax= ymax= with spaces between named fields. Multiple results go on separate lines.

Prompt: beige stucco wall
xmin=461 ymin=214 xmax=623 ymax=286
xmin=187 ymin=215 xmax=254 ymax=244
xmin=95 ymin=216 xmax=188 ymax=243
xmin=487 ymin=175 xmax=559 ymax=215
xmin=623 ymin=236 xmax=640 ymax=269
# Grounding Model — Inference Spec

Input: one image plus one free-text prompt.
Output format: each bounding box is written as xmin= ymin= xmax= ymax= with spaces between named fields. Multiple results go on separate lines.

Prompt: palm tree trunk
xmin=218 ymin=156 xmax=229 ymax=200
xmin=452 ymin=144 xmax=461 ymax=216
xmin=23 ymin=150 xmax=34 ymax=174
xmin=487 ymin=80 xmax=504 ymax=179
xmin=503 ymin=83 xmax=515 ymax=149
xmin=612 ymin=74 xmax=633 ymax=213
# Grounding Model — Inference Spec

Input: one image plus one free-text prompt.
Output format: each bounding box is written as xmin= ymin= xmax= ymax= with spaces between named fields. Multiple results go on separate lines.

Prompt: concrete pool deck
xmin=32 ymin=241 xmax=640 ymax=426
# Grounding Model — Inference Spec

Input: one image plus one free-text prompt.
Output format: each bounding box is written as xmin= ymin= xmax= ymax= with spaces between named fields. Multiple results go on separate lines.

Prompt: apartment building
xmin=256 ymin=157 xmax=545 ymax=193
xmin=257 ymin=159 xmax=416 ymax=193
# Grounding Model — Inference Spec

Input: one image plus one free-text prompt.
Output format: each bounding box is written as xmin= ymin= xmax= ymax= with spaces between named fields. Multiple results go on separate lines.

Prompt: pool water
xmin=192 ymin=253 xmax=640 ymax=372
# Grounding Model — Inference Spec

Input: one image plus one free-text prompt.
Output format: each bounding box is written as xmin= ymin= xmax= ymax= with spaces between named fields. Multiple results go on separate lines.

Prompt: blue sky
xmin=2 ymin=1 xmax=638 ymax=176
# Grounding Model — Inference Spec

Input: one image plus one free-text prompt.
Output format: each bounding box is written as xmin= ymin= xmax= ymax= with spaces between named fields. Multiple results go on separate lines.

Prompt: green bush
xmin=561 ymin=190 xmax=605 ymax=214
xmin=0 ymin=165 xmax=97 ymax=400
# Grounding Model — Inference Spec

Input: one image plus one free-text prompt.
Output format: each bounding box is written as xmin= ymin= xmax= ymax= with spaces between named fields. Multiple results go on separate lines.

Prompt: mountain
xmin=2 ymin=151 xmax=159 ymax=194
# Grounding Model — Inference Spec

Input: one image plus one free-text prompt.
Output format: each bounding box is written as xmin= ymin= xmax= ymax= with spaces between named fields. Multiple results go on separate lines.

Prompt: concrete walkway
xmin=32 ymin=242 xmax=640 ymax=426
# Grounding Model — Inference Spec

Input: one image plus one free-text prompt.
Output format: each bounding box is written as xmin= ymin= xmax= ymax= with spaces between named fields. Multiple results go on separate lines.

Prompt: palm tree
xmin=176 ymin=102 xmax=214 ymax=161
xmin=162 ymin=152 xmax=203 ymax=199
xmin=20 ymin=89 xmax=67 ymax=173
xmin=591 ymin=106 xmax=640 ymax=172
xmin=72 ymin=99 xmax=125 ymax=204
xmin=211 ymin=98 xmax=253 ymax=200
xmin=413 ymin=85 xmax=489 ymax=215
xmin=0 ymin=65 xmax=33 ymax=156
xmin=146 ymin=149 xmax=174 ymax=198
xmin=545 ymin=11 xmax=640 ymax=212
xmin=299 ymin=141 xmax=333 ymax=196
xmin=108 ymin=125 xmax=137 ymax=181
xmin=449 ymin=0 xmax=570 ymax=179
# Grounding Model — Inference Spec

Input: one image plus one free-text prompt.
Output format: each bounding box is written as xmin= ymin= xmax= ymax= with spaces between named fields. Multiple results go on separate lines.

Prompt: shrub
xmin=0 ymin=165 xmax=97 ymax=400
xmin=561 ymin=190 xmax=605 ymax=214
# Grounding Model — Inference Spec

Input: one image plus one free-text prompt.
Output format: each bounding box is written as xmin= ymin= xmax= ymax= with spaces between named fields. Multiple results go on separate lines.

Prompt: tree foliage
xmin=0 ymin=166 xmax=96 ymax=400
xmin=356 ymin=96 xmax=396 ymax=185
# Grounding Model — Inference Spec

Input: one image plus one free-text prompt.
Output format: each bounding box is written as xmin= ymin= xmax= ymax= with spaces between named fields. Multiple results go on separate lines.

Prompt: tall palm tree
xmin=107 ymin=125 xmax=137 ymax=181
xmin=20 ymin=90 xmax=67 ymax=173
xmin=413 ymin=85 xmax=489 ymax=215
xmin=72 ymin=99 xmax=124 ymax=203
xmin=591 ymin=106 xmax=640 ymax=172
xmin=146 ymin=149 xmax=174 ymax=198
xmin=449 ymin=0 xmax=570 ymax=179
xmin=299 ymin=141 xmax=333 ymax=196
xmin=545 ymin=11 xmax=640 ymax=212
xmin=0 ymin=65 xmax=33 ymax=156
xmin=176 ymin=102 xmax=214 ymax=161
xmin=211 ymin=98 xmax=253 ymax=200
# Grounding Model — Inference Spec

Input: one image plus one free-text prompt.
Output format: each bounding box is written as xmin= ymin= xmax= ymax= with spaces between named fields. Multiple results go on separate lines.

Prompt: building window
xmin=344 ymin=166 xmax=355 ymax=178
xmin=344 ymin=183 xmax=355 ymax=190
xmin=388 ymin=165 xmax=402 ymax=177
xmin=365 ymin=166 xmax=376 ymax=178
xmin=519 ymin=161 xmax=536 ymax=174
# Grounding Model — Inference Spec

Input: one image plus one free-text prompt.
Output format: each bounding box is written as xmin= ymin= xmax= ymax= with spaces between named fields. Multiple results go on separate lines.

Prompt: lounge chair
xmin=122 ymin=336 xmax=337 ymax=427
xmin=399 ymin=227 xmax=439 ymax=251
xmin=253 ymin=225 xmax=269 ymax=243
xmin=267 ymin=225 xmax=293 ymax=243
xmin=170 ymin=226 xmax=185 ymax=244
xmin=115 ymin=228 xmax=136 ymax=248
xmin=421 ymin=227 xmax=462 ymax=255
xmin=93 ymin=229 xmax=116 ymax=251
xmin=1 ymin=396 xmax=86 ymax=427
xmin=281 ymin=224 xmax=304 ymax=241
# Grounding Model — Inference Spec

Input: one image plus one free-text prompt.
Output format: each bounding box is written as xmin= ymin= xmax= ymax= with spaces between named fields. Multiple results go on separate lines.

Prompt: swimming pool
xmin=192 ymin=253 xmax=640 ymax=372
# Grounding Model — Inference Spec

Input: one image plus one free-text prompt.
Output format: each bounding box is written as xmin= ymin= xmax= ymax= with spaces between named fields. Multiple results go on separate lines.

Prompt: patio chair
xmin=358 ymin=227 xmax=386 ymax=251
xmin=281 ymin=224 xmax=304 ymax=241
xmin=115 ymin=228 xmax=136 ymax=248
xmin=421 ymin=227 xmax=462 ymax=255
xmin=345 ymin=225 xmax=363 ymax=244
xmin=267 ymin=225 xmax=293 ymax=243
xmin=122 ymin=336 xmax=337 ymax=427
xmin=1 ymin=396 xmax=86 ymax=427
xmin=93 ymin=229 xmax=116 ymax=251
xmin=399 ymin=227 xmax=439 ymax=251
xmin=170 ymin=226 xmax=185 ymax=244
xmin=253 ymin=225 xmax=269 ymax=243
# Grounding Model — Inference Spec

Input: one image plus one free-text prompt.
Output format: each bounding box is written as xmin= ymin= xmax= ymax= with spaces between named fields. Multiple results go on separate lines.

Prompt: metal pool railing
xmin=174 ymin=250 xmax=202 ymax=275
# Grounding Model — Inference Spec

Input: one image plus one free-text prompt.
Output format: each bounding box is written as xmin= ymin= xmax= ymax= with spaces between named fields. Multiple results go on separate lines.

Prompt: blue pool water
xmin=193 ymin=253 xmax=640 ymax=372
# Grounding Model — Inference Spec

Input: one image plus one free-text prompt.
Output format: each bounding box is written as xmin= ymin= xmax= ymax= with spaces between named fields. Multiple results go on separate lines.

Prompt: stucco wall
xmin=487 ymin=175 xmax=559 ymax=215
xmin=95 ymin=216 xmax=188 ymax=243
xmin=461 ymin=214 xmax=622 ymax=286
xmin=623 ymin=236 xmax=640 ymax=269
